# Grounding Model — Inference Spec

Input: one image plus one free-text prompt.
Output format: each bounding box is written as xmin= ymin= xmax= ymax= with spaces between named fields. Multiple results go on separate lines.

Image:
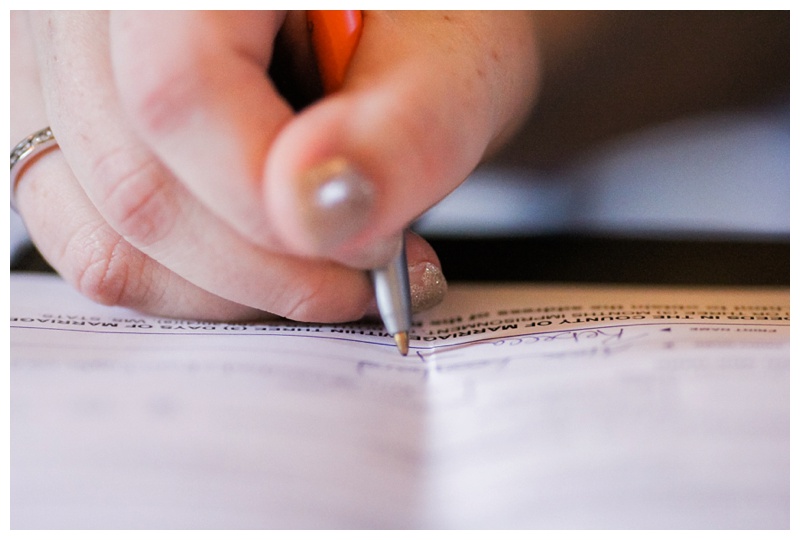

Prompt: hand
xmin=11 ymin=11 xmax=538 ymax=322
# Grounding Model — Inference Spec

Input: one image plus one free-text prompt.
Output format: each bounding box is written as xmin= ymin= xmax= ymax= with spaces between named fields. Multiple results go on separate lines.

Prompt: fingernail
xmin=299 ymin=158 xmax=375 ymax=253
xmin=409 ymin=262 xmax=448 ymax=313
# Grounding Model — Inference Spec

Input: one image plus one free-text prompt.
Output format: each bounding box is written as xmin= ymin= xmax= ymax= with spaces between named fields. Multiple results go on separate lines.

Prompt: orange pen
xmin=306 ymin=10 xmax=412 ymax=356
xmin=307 ymin=10 xmax=363 ymax=93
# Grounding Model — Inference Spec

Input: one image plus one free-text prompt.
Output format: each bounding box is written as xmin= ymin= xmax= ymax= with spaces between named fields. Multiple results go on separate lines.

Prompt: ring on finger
xmin=10 ymin=126 xmax=58 ymax=212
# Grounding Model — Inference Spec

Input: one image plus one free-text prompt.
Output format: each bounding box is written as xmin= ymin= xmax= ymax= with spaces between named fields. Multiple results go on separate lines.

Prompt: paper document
xmin=11 ymin=273 xmax=789 ymax=529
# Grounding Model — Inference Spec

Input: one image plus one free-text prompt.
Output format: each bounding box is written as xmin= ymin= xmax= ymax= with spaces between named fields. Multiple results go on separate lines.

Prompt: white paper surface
xmin=10 ymin=273 xmax=789 ymax=529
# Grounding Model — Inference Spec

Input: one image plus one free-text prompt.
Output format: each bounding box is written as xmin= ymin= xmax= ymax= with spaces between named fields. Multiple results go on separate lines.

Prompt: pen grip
xmin=370 ymin=238 xmax=412 ymax=336
xmin=308 ymin=10 xmax=363 ymax=93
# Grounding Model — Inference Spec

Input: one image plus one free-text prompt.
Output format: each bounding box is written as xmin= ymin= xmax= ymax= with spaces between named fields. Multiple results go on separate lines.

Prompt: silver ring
xmin=11 ymin=126 xmax=58 ymax=212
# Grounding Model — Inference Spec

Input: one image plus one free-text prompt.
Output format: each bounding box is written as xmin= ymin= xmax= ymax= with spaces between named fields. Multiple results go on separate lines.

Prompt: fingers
xmin=15 ymin=148 xmax=270 ymax=321
xmin=110 ymin=10 xmax=537 ymax=273
xmin=24 ymin=11 xmax=379 ymax=323
xmin=14 ymin=10 xmax=497 ymax=321
xmin=265 ymin=11 xmax=539 ymax=267
xmin=12 ymin=11 xmax=266 ymax=320
xmin=10 ymin=12 xmax=48 ymax=143
xmin=109 ymin=11 xmax=292 ymax=247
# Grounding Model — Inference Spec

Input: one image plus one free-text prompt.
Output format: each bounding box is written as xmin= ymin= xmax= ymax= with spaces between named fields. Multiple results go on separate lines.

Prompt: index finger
xmin=109 ymin=10 xmax=293 ymax=248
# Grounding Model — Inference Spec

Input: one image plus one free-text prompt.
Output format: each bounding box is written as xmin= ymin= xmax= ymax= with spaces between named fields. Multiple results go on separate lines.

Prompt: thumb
xmin=264 ymin=11 xmax=538 ymax=269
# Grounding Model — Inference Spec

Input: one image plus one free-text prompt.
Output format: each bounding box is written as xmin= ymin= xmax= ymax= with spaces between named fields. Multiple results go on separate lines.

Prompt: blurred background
xmin=415 ymin=11 xmax=789 ymax=285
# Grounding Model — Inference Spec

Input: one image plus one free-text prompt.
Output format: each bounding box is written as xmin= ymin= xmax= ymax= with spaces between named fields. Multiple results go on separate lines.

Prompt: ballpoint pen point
xmin=310 ymin=11 xmax=412 ymax=358
xmin=394 ymin=331 xmax=409 ymax=356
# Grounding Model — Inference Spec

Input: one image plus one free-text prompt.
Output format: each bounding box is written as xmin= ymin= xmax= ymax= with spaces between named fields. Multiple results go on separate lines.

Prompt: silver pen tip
xmin=394 ymin=331 xmax=409 ymax=356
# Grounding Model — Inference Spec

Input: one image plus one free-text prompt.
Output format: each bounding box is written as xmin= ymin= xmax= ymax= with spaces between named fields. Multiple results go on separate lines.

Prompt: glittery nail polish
xmin=409 ymin=262 xmax=448 ymax=313
xmin=300 ymin=158 xmax=375 ymax=253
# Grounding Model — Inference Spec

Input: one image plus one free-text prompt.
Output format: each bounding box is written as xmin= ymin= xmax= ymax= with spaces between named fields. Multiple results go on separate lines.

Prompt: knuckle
xmin=279 ymin=270 xmax=365 ymax=323
xmin=68 ymin=224 xmax=141 ymax=307
xmin=90 ymin=145 xmax=176 ymax=247
xmin=125 ymin=64 xmax=206 ymax=137
xmin=280 ymin=283 xmax=325 ymax=323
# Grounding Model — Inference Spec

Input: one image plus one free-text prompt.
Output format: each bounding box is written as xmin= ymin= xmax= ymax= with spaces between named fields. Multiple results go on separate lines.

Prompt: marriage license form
xmin=10 ymin=273 xmax=789 ymax=529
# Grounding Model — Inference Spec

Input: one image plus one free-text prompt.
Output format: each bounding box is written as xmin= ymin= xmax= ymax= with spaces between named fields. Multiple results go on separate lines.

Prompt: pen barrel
xmin=370 ymin=238 xmax=412 ymax=336
xmin=308 ymin=10 xmax=363 ymax=93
